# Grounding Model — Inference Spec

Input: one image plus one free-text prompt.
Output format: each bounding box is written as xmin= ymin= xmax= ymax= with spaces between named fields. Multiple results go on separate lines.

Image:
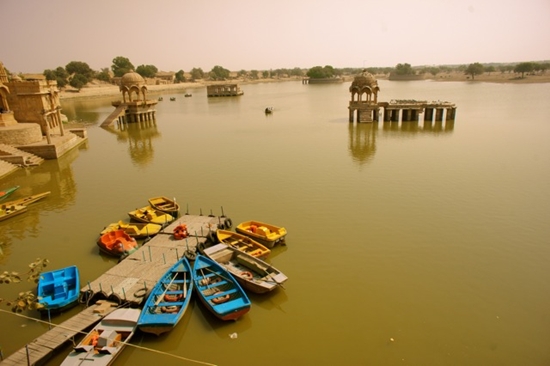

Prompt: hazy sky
xmin=2 ymin=0 xmax=549 ymax=73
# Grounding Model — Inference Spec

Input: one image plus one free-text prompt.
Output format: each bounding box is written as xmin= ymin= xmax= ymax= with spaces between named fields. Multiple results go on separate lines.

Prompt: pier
xmin=1 ymin=211 xmax=229 ymax=365
xmin=206 ymin=84 xmax=243 ymax=97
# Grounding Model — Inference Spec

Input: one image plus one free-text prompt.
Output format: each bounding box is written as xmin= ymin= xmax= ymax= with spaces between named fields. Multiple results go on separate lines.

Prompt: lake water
xmin=1 ymin=79 xmax=549 ymax=366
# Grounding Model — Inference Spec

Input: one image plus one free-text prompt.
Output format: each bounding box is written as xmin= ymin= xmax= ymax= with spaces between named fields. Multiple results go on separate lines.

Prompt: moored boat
xmin=97 ymin=230 xmax=138 ymax=257
xmin=148 ymin=196 xmax=180 ymax=218
xmin=0 ymin=185 xmax=19 ymax=201
xmin=101 ymin=220 xmax=162 ymax=239
xmin=0 ymin=203 xmax=27 ymax=222
xmin=235 ymin=220 xmax=287 ymax=248
xmin=204 ymin=243 xmax=288 ymax=294
xmin=216 ymin=229 xmax=270 ymax=259
xmin=37 ymin=265 xmax=79 ymax=312
xmin=193 ymin=254 xmax=250 ymax=321
xmin=128 ymin=206 xmax=175 ymax=225
xmin=60 ymin=308 xmax=141 ymax=366
xmin=137 ymin=257 xmax=194 ymax=335
xmin=1 ymin=191 xmax=50 ymax=206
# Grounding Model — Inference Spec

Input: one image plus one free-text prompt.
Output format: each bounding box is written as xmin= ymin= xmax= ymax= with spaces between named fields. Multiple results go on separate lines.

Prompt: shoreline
xmin=59 ymin=73 xmax=549 ymax=100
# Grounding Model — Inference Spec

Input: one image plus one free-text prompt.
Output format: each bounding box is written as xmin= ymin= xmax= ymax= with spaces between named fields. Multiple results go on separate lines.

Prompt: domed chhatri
xmin=348 ymin=69 xmax=380 ymax=123
xmin=120 ymin=71 xmax=145 ymax=88
xmin=104 ymin=71 xmax=158 ymax=127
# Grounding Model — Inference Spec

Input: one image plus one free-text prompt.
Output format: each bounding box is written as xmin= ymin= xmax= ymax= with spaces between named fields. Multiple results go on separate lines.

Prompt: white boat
xmin=60 ymin=308 xmax=141 ymax=366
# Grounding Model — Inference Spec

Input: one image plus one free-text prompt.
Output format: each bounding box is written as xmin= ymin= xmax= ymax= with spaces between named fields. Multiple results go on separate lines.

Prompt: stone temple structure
xmin=102 ymin=71 xmax=158 ymax=127
xmin=348 ymin=70 xmax=381 ymax=123
xmin=0 ymin=61 xmax=86 ymax=177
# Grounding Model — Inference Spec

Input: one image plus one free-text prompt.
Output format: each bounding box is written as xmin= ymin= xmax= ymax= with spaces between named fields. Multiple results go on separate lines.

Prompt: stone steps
xmin=0 ymin=143 xmax=45 ymax=166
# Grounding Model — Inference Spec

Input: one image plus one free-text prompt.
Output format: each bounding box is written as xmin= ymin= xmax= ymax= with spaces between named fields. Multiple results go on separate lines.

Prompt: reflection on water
xmin=1 ymin=80 xmax=549 ymax=366
xmin=103 ymin=120 xmax=161 ymax=166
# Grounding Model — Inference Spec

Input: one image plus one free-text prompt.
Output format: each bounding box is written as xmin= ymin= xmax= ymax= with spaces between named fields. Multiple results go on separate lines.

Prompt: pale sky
xmin=2 ymin=0 xmax=549 ymax=73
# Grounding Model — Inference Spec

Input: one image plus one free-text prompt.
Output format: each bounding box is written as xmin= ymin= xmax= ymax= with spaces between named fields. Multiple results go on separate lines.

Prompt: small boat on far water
xmin=37 ymin=265 xmax=79 ymax=312
xmin=0 ymin=185 xmax=19 ymax=201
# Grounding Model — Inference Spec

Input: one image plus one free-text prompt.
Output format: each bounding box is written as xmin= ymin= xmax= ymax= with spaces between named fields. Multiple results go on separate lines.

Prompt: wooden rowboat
xmin=128 ymin=206 xmax=175 ymax=225
xmin=1 ymin=191 xmax=50 ymax=206
xmin=37 ymin=265 xmax=79 ymax=312
xmin=60 ymin=308 xmax=141 ymax=366
xmin=216 ymin=229 xmax=270 ymax=259
xmin=235 ymin=220 xmax=287 ymax=248
xmin=101 ymin=220 xmax=162 ymax=239
xmin=137 ymin=257 xmax=194 ymax=336
xmin=204 ymin=243 xmax=288 ymax=294
xmin=97 ymin=230 xmax=138 ymax=257
xmin=0 ymin=203 xmax=27 ymax=222
xmin=148 ymin=196 xmax=180 ymax=218
xmin=193 ymin=254 xmax=250 ymax=321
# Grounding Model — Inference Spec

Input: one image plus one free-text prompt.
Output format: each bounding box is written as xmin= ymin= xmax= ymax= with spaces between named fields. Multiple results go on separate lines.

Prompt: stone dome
xmin=120 ymin=71 xmax=145 ymax=87
xmin=351 ymin=70 xmax=378 ymax=89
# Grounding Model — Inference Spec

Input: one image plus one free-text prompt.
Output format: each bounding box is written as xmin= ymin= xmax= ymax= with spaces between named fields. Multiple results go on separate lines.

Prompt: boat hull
xmin=193 ymin=255 xmax=251 ymax=321
xmin=235 ymin=220 xmax=287 ymax=248
xmin=37 ymin=265 xmax=80 ymax=312
xmin=216 ymin=229 xmax=270 ymax=259
xmin=148 ymin=196 xmax=180 ymax=218
xmin=137 ymin=257 xmax=194 ymax=336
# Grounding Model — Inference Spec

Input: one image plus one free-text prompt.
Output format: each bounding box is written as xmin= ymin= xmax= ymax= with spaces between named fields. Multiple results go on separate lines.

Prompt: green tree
xmin=96 ymin=68 xmax=111 ymax=82
xmin=250 ymin=70 xmax=259 ymax=79
xmin=237 ymin=69 xmax=248 ymax=78
xmin=43 ymin=67 xmax=69 ymax=87
xmin=209 ymin=65 xmax=230 ymax=80
xmin=394 ymin=63 xmax=415 ymax=75
xmin=175 ymin=70 xmax=185 ymax=83
xmin=190 ymin=67 xmax=204 ymax=81
xmin=290 ymin=67 xmax=303 ymax=77
xmin=111 ymin=56 xmax=134 ymax=77
xmin=514 ymin=62 xmax=534 ymax=78
xmin=465 ymin=62 xmax=484 ymax=80
xmin=306 ymin=65 xmax=335 ymax=79
xmin=136 ymin=64 xmax=158 ymax=78
xmin=262 ymin=70 xmax=270 ymax=78
xmin=69 ymin=74 xmax=88 ymax=90
xmin=65 ymin=61 xmax=94 ymax=79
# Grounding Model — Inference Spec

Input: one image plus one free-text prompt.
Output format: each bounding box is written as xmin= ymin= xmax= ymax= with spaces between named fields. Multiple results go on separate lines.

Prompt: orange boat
xmin=97 ymin=230 xmax=138 ymax=257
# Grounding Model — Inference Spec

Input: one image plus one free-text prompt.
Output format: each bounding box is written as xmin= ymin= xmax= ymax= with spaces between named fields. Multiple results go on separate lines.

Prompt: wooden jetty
xmin=81 ymin=212 xmax=229 ymax=306
xmin=0 ymin=212 xmax=230 ymax=365
xmin=0 ymin=300 xmax=118 ymax=365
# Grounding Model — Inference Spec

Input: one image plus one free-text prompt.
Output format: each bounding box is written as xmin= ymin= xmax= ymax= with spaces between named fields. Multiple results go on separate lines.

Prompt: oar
xmin=202 ymin=265 xmax=234 ymax=284
xmin=183 ymin=272 xmax=187 ymax=299
xmin=154 ymin=273 xmax=178 ymax=307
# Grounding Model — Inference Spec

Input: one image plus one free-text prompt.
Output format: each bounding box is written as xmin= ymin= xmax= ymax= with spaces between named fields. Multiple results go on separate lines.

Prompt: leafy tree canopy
xmin=65 ymin=61 xmax=94 ymax=79
xmin=307 ymin=65 xmax=335 ymax=79
xmin=69 ymin=74 xmax=88 ymax=90
xmin=96 ymin=68 xmax=111 ymax=82
xmin=190 ymin=67 xmax=204 ymax=81
xmin=394 ymin=63 xmax=415 ymax=75
xmin=465 ymin=62 xmax=484 ymax=80
xmin=112 ymin=56 xmax=134 ymax=77
xmin=209 ymin=65 xmax=230 ymax=80
xmin=174 ymin=70 xmax=185 ymax=83
xmin=136 ymin=64 xmax=158 ymax=78
xmin=514 ymin=62 xmax=534 ymax=78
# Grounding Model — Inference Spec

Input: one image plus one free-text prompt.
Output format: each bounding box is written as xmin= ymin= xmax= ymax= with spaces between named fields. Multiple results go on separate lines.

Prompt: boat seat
xmin=236 ymin=254 xmax=267 ymax=273
xmin=206 ymin=288 xmax=237 ymax=301
xmin=54 ymin=283 xmax=67 ymax=298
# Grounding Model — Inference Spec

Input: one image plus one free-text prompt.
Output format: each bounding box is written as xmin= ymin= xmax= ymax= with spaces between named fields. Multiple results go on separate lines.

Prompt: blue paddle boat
xmin=37 ymin=265 xmax=80 ymax=312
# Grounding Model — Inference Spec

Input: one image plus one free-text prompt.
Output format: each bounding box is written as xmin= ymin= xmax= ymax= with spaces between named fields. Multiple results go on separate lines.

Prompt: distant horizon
xmin=2 ymin=0 xmax=549 ymax=74
xmin=4 ymin=59 xmax=550 ymax=76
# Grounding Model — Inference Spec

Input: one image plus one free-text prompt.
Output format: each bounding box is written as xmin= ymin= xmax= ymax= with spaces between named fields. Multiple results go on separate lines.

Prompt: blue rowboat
xmin=37 ymin=265 xmax=80 ymax=312
xmin=137 ymin=257 xmax=194 ymax=336
xmin=193 ymin=254 xmax=251 ymax=321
